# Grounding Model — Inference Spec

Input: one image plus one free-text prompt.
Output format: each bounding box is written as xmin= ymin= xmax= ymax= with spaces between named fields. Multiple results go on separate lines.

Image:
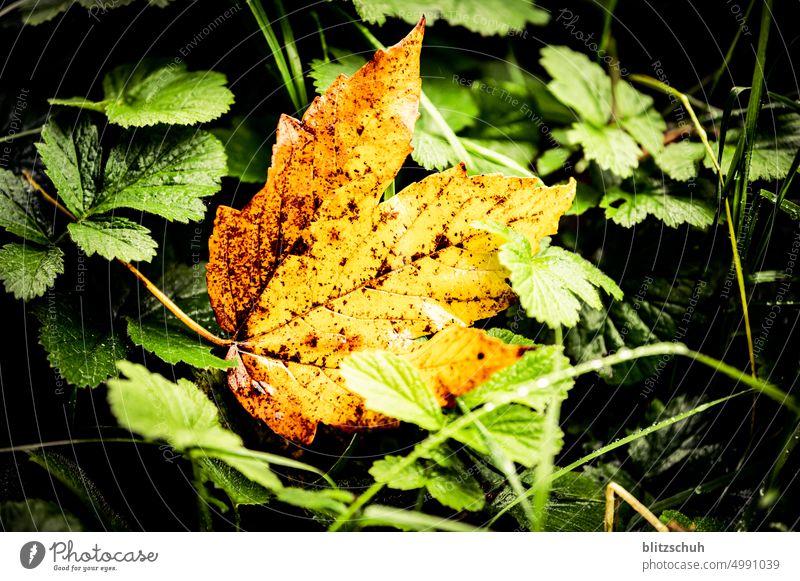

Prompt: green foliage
xmin=341 ymin=351 xmax=445 ymax=431
xmin=477 ymin=222 xmax=623 ymax=329
xmin=127 ymin=318 xmax=234 ymax=369
xmin=707 ymin=111 xmax=800 ymax=181
xmin=600 ymin=187 xmax=716 ymax=228
xmin=37 ymin=118 xmax=227 ymax=224
xmin=18 ymin=0 xmax=175 ymax=26
xmin=67 ymin=218 xmax=158 ymax=263
xmin=541 ymin=46 xmax=676 ymax=179
xmin=0 ymin=169 xmax=53 ymax=245
xmin=28 ymin=449 xmax=129 ymax=530
xmin=0 ymin=499 xmax=83 ymax=531
xmin=654 ymin=141 xmax=707 ymax=181
xmin=0 ymin=243 xmax=64 ymax=300
xmin=451 ymin=404 xmax=548 ymax=467
xmin=34 ymin=299 xmax=124 ymax=388
xmin=349 ymin=0 xmax=549 ymax=36
xmin=660 ymin=509 xmax=723 ymax=532
xmin=108 ymin=361 xmax=242 ymax=451
xmin=211 ymin=117 xmax=271 ymax=184
xmin=50 ymin=62 xmax=234 ymax=128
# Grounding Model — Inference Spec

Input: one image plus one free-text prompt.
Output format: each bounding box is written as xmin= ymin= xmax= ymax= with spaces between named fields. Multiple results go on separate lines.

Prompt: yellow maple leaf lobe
xmin=207 ymin=19 xmax=576 ymax=443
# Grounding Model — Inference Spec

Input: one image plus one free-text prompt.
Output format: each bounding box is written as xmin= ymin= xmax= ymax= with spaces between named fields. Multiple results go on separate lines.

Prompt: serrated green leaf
xmin=28 ymin=449 xmax=129 ymax=530
xmin=452 ymin=404 xmax=549 ymax=467
xmin=70 ymin=61 xmax=235 ymax=127
xmin=0 ymin=169 xmax=53 ymax=245
xmin=425 ymin=465 xmax=485 ymax=511
xmin=0 ymin=243 xmax=63 ymax=300
xmin=341 ymin=351 xmax=445 ymax=431
xmin=654 ymin=141 xmax=707 ymax=181
xmin=477 ymin=222 xmax=623 ymax=329
xmin=36 ymin=118 xmax=102 ymax=218
xmin=108 ymin=361 xmax=241 ymax=451
xmin=351 ymin=0 xmax=549 ymax=36
xmin=566 ymin=182 xmax=602 ymax=216
xmin=198 ymin=457 xmax=272 ymax=507
xmin=204 ymin=451 xmax=282 ymax=492
xmin=34 ymin=299 xmax=124 ymax=388
xmin=94 ymin=128 xmax=226 ymax=222
xmin=0 ymin=499 xmax=83 ymax=532
xmin=68 ymin=217 xmax=157 ymax=262
xmin=486 ymin=327 xmax=537 ymax=347
xmin=620 ymin=107 xmax=666 ymax=156
xmin=567 ymin=123 xmax=641 ymax=178
xmin=369 ymin=456 xmax=427 ymax=490
xmin=540 ymin=46 xmax=611 ymax=126
xmin=705 ymin=112 xmax=800 ymax=181
xmin=600 ymin=188 xmax=715 ymax=228
xmin=126 ymin=317 xmax=234 ymax=369
xmin=461 ymin=345 xmax=572 ymax=410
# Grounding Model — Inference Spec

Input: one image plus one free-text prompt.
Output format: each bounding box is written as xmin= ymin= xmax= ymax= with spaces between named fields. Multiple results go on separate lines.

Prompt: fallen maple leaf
xmin=207 ymin=19 xmax=576 ymax=443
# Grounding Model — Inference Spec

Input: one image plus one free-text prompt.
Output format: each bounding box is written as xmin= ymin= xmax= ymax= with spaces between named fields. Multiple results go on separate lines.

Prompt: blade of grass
xmin=360 ymin=505 xmax=486 ymax=531
xmin=489 ymin=390 xmax=751 ymax=526
xmin=246 ymin=0 xmax=302 ymax=111
xmin=275 ymin=0 xmax=308 ymax=108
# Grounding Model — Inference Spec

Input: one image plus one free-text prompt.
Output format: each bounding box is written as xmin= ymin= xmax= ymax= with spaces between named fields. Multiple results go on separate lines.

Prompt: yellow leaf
xmin=207 ymin=19 xmax=575 ymax=443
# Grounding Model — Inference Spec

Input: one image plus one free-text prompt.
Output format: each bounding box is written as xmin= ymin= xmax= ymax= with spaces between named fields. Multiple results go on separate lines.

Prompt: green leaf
xmin=34 ymin=299 xmax=124 ymax=388
xmin=628 ymin=396 xmax=721 ymax=477
xmin=309 ymin=50 xmax=366 ymax=93
xmin=0 ymin=169 xmax=53 ymax=245
xmin=351 ymin=0 xmax=549 ymax=36
xmin=0 ymin=499 xmax=83 ymax=532
xmin=461 ymin=345 xmax=572 ymax=410
xmin=567 ymin=123 xmax=641 ymax=178
xmin=28 ymin=449 xmax=129 ymax=530
xmin=540 ymin=46 xmax=611 ymax=126
xmin=36 ymin=118 xmax=102 ymax=218
xmin=204 ymin=451 xmax=282 ymax=492
xmin=705 ymin=111 xmax=800 ymax=181
xmin=477 ymin=222 xmax=623 ymax=329
xmin=620 ymin=107 xmax=666 ymax=156
xmin=198 ymin=457 xmax=272 ymax=507
xmin=0 ymin=243 xmax=63 ymax=300
xmin=537 ymin=147 xmax=572 ymax=177
xmin=600 ymin=188 xmax=716 ymax=228
xmin=68 ymin=217 xmax=157 ymax=262
xmin=654 ymin=141 xmax=707 ymax=181
xmin=660 ymin=509 xmax=723 ymax=532
xmin=369 ymin=456 xmax=427 ymax=490
xmin=360 ymin=505 xmax=483 ymax=531
xmin=126 ymin=318 xmax=234 ymax=369
xmin=276 ymin=487 xmax=354 ymax=516
xmin=37 ymin=119 xmax=226 ymax=224
xmin=486 ymin=327 xmax=537 ymax=347
xmin=108 ymin=361 xmax=241 ymax=451
xmin=341 ymin=351 xmax=445 ymax=431
xmin=211 ymin=117 xmax=271 ymax=184
xmin=17 ymin=0 xmax=141 ymax=26
xmin=451 ymin=404 xmax=549 ymax=468
xmin=425 ymin=465 xmax=485 ymax=511
xmin=566 ymin=182 xmax=602 ymax=216
xmin=94 ymin=128 xmax=227 ymax=222
xmin=64 ymin=61 xmax=234 ymax=127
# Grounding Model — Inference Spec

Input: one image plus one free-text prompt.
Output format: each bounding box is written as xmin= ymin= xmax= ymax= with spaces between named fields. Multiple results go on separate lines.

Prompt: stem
xmin=25 ymin=171 xmax=232 ymax=347
xmin=604 ymin=482 xmax=669 ymax=532
xmin=23 ymin=170 xmax=77 ymax=220
xmin=725 ymin=199 xmax=757 ymax=377
xmin=0 ymin=0 xmax=25 ymax=19
xmin=123 ymin=262 xmax=231 ymax=346
xmin=0 ymin=126 xmax=43 ymax=144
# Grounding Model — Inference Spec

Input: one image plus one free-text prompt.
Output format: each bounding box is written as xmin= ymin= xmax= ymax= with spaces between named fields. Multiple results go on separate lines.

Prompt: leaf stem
xmin=24 ymin=171 xmax=232 ymax=347
xmin=0 ymin=126 xmax=43 ymax=144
